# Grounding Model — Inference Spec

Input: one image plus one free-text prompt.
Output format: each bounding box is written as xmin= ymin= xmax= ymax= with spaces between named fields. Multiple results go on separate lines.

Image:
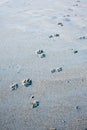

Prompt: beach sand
xmin=0 ymin=0 xmax=87 ymax=130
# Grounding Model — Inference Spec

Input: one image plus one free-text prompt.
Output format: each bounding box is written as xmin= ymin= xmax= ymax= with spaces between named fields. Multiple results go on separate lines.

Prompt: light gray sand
xmin=0 ymin=0 xmax=87 ymax=130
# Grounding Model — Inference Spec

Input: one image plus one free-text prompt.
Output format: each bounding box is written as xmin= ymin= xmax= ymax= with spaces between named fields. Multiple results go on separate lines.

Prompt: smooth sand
xmin=0 ymin=0 xmax=87 ymax=130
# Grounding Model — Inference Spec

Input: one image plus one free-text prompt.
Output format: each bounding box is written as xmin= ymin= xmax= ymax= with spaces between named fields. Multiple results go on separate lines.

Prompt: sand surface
xmin=0 ymin=0 xmax=87 ymax=130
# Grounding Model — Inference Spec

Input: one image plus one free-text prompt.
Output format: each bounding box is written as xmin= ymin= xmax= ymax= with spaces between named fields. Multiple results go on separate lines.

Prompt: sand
xmin=0 ymin=0 xmax=87 ymax=130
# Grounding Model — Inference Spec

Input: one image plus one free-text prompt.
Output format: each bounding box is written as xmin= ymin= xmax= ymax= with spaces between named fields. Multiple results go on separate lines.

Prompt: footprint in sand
xmin=54 ymin=34 xmax=60 ymax=37
xmin=22 ymin=78 xmax=32 ymax=87
xmin=64 ymin=14 xmax=70 ymax=17
xmin=49 ymin=34 xmax=60 ymax=38
xmin=31 ymin=95 xmax=34 ymax=99
xmin=51 ymin=69 xmax=56 ymax=73
xmin=36 ymin=50 xmax=46 ymax=58
xmin=51 ymin=67 xmax=63 ymax=73
xmin=73 ymin=4 xmax=78 ymax=6
xmin=74 ymin=50 xmax=78 ymax=54
xmin=32 ymin=100 xmax=39 ymax=108
xmin=49 ymin=35 xmax=53 ymax=38
xmin=10 ymin=83 xmax=19 ymax=91
xmin=57 ymin=22 xmax=64 ymax=26
xmin=79 ymin=36 xmax=87 ymax=40
xmin=57 ymin=67 xmax=63 ymax=72
xmin=76 ymin=106 xmax=80 ymax=110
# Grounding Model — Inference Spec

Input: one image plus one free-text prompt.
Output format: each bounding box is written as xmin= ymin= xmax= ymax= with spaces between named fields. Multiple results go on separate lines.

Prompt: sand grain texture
xmin=0 ymin=0 xmax=87 ymax=130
